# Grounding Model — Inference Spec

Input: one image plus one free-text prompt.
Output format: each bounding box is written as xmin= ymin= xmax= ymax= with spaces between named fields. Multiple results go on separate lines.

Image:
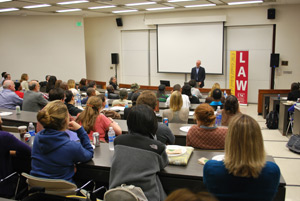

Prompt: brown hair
xmin=20 ymin=73 xmax=28 ymax=82
xmin=79 ymin=78 xmax=87 ymax=88
xmin=67 ymin=79 xmax=75 ymax=89
xmin=37 ymin=100 xmax=68 ymax=131
xmin=55 ymin=80 xmax=62 ymax=89
xmin=165 ymin=189 xmax=217 ymax=201
xmin=224 ymin=114 xmax=266 ymax=178
xmin=76 ymin=96 xmax=102 ymax=133
xmin=136 ymin=90 xmax=157 ymax=110
xmin=170 ymin=91 xmax=183 ymax=111
xmin=194 ymin=104 xmax=216 ymax=126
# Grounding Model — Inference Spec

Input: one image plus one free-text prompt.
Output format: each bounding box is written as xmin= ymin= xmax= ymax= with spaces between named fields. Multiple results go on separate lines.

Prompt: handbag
xmin=286 ymin=134 xmax=300 ymax=154
xmin=104 ymin=184 xmax=148 ymax=201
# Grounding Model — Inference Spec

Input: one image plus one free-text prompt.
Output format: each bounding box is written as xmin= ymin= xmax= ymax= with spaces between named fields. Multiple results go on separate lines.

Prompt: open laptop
xmin=160 ymin=80 xmax=170 ymax=87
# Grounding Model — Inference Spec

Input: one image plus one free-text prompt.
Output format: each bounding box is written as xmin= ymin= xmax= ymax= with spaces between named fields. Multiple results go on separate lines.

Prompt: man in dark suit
xmin=191 ymin=60 xmax=206 ymax=88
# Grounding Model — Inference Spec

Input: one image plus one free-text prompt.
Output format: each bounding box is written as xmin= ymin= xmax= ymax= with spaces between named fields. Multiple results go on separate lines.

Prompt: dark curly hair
xmin=224 ymin=95 xmax=239 ymax=115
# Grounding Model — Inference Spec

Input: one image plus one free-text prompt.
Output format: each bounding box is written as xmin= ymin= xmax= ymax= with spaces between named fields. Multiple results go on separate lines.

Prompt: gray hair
xmin=29 ymin=81 xmax=37 ymax=91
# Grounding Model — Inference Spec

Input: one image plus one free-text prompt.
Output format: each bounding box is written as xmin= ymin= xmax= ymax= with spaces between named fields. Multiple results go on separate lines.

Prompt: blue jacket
xmin=31 ymin=127 xmax=93 ymax=183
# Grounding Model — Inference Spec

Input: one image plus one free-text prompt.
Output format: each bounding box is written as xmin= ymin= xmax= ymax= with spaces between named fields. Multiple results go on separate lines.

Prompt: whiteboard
xmin=157 ymin=22 xmax=224 ymax=74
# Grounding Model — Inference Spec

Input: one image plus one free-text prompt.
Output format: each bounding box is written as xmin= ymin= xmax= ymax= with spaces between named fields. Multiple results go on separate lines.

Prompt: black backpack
xmin=266 ymin=111 xmax=279 ymax=129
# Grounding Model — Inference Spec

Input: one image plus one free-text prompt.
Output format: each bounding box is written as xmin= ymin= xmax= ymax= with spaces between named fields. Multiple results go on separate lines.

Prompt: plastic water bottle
xmin=215 ymin=106 xmax=222 ymax=127
xmin=278 ymin=94 xmax=280 ymax=100
xmin=28 ymin=122 xmax=35 ymax=146
xmin=108 ymin=127 xmax=115 ymax=151
xmin=105 ymin=90 xmax=108 ymax=98
xmin=76 ymin=93 xmax=82 ymax=107
xmin=224 ymin=90 xmax=227 ymax=99
xmin=105 ymin=90 xmax=109 ymax=108
xmin=125 ymin=102 xmax=128 ymax=108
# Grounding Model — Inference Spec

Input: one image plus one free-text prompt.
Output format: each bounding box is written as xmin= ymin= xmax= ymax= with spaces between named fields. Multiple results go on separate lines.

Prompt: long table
xmin=75 ymin=144 xmax=286 ymax=201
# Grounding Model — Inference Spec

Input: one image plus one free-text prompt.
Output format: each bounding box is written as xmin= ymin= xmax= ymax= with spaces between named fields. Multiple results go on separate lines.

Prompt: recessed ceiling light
xmin=125 ymin=2 xmax=157 ymax=6
xmin=112 ymin=10 xmax=138 ymax=13
xmin=88 ymin=5 xmax=116 ymax=10
xmin=0 ymin=7 xmax=19 ymax=12
xmin=228 ymin=0 xmax=263 ymax=5
xmin=56 ymin=8 xmax=82 ymax=12
xmin=57 ymin=0 xmax=88 ymax=5
xmin=24 ymin=4 xmax=51 ymax=9
xmin=146 ymin=7 xmax=174 ymax=11
xmin=0 ymin=0 xmax=12 ymax=2
xmin=185 ymin=4 xmax=216 ymax=8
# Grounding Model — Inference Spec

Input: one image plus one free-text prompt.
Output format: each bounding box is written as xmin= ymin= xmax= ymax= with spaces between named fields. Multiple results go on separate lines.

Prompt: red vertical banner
xmin=235 ymin=51 xmax=248 ymax=105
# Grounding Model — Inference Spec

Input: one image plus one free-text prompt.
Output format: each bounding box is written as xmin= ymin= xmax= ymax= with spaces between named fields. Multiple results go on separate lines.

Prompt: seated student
xmin=124 ymin=92 xmax=140 ymax=120
xmin=128 ymin=83 xmax=140 ymax=100
xmin=189 ymin=79 xmax=203 ymax=99
xmin=65 ymin=90 xmax=83 ymax=116
xmin=182 ymin=84 xmax=200 ymax=104
xmin=81 ymin=87 xmax=96 ymax=105
xmin=204 ymin=114 xmax=281 ymax=201
xmin=166 ymin=84 xmax=190 ymax=108
xmin=186 ymin=104 xmax=227 ymax=149
xmin=20 ymin=73 xmax=29 ymax=91
xmin=0 ymin=80 xmax=23 ymax=110
xmin=76 ymin=96 xmax=122 ymax=142
xmin=165 ymin=188 xmax=217 ymax=201
xmin=112 ymin=89 xmax=131 ymax=107
xmin=109 ymin=104 xmax=168 ymax=201
xmin=46 ymin=76 xmax=57 ymax=93
xmin=206 ymin=89 xmax=223 ymax=107
xmin=162 ymin=91 xmax=189 ymax=124
xmin=157 ymin=84 xmax=169 ymax=102
xmin=287 ymin=82 xmax=300 ymax=101
xmin=88 ymin=81 xmax=100 ymax=95
xmin=0 ymin=116 xmax=31 ymax=198
xmin=107 ymin=85 xmax=119 ymax=99
xmin=136 ymin=90 xmax=175 ymax=145
xmin=54 ymin=80 xmax=62 ymax=89
xmin=207 ymin=82 xmax=225 ymax=102
xmin=31 ymin=101 xmax=93 ymax=183
xmin=67 ymin=79 xmax=79 ymax=96
xmin=59 ymin=81 xmax=69 ymax=91
xmin=79 ymin=78 xmax=88 ymax=92
xmin=109 ymin=76 xmax=118 ymax=90
xmin=222 ymin=95 xmax=241 ymax=126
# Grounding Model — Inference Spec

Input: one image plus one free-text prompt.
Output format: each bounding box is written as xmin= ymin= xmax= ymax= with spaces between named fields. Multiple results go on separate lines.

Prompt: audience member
xmin=65 ymin=90 xmax=83 ymax=116
xmin=162 ymin=91 xmax=189 ymax=124
xmin=165 ymin=188 xmax=217 ymax=201
xmin=39 ymin=75 xmax=50 ymax=88
xmin=31 ymin=100 xmax=93 ymax=183
xmin=99 ymin=94 xmax=121 ymax=120
xmin=206 ymin=89 xmax=223 ymax=107
xmin=0 ymin=72 xmax=7 ymax=86
xmin=88 ymin=81 xmax=100 ymax=95
xmin=222 ymin=95 xmax=241 ymax=126
xmin=287 ymin=82 xmax=300 ymax=101
xmin=109 ymin=104 xmax=168 ymax=201
xmin=54 ymin=80 xmax=62 ymax=89
xmin=208 ymin=83 xmax=221 ymax=97
xmin=128 ymin=83 xmax=139 ymax=100
xmin=76 ymin=96 xmax=122 ymax=142
xmin=112 ymin=89 xmax=131 ymax=107
xmin=4 ymin=73 xmax=11 ymax=82
xmin=124 ymin=92 xmax=140 ymax=120
xmin=0 ymin=116 xmax=31 ymax=198
xmin=67 ymin=79 xmax=79 ymax=96
xmin=189 ymin=79 xmax=203 ymax=99
xmin=59 ymin=81 xmax=69 ymax=91
xmin=186 ymin=104 xmax=227 ymax=149
xmin=157 ymin=84 xmax=169 ymax=102
xmin=107 ymin=85 xmax=119 ymax=99
xmin=20 ymin=73 xmax=29 ymax=91
xmin=182 ymin=84 xmax=200 ymax=104
xmin=46 ymin=75 xmax=57 ymax=93
xmin=109 ymin=76 xmax=118 ymax=90
xmin=81 ymin=87 xmax=96 ymax=105
xmin=79 ymin=78 xmax=88 ymax=91
xmin=203 ymin=114 xmax=280 ymax=201
xmin=0 ymin=73 xmax=11 ymax=92
xmin=136 ymin=90 xmax=175 ymax=145
xmin=22 ymin=80 xmax=48 ymax=112
xmin=166 ymin=84 xmax=190 ymax=108
xmin=15 ymin=87 xmax=24 ymax=99
xmin=0 ymin=80 xmax=23 ymax=109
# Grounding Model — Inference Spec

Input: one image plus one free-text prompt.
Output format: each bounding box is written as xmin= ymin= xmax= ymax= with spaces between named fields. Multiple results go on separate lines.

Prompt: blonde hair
xmin=67 ymin=79 xmax=75 ymax=89
xmin=194 ymin=104 xmax=215 ymax=126
xmin=76 ymin=96 xmax=102 ymax=133
xmin=37 ymin=100 xmax=68 ymax=130
xmin=170 ymin=91 xmax=183 ymax=111
xmin=224 ymin=114 xmax=266 ymax=178
xmin=209 ymin=83 xmax=220 ymax=97
xmin=165 ymin=188 xmax=217 ymax=201
xmin=20 ymin=73 xmax=28 ymax=82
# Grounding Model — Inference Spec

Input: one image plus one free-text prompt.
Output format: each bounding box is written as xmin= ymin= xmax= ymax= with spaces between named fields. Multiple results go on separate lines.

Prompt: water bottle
xmin=76 ymin=93 xmax=82 ymax=107
xmin=108 ymin=127 xmax=115 ymax=151
xmin=224 ymin=90 xmax=227 ymax=99
xmin=215 ymin=106 xmax=222 ymax=127
xmin=125 ymin=102 xmax=128 ymax=108
xmin=105 ymin=90 xmax=108 ymax=98
xmin=277 ymin=94 xmax=280 ymax=100
xmin=105 ymin=90 xmax=109 ymax=108
xmin=28 ymin=122 xmax=35 ymax=146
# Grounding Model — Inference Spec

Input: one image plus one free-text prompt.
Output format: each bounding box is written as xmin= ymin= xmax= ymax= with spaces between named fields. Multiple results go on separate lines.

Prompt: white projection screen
xmin=157 ymin=22 xmax=224 ymax=74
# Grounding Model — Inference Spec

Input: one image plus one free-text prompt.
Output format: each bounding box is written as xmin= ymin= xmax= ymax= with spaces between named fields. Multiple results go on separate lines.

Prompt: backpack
xmin=266 ymin=111 xmax=279 ymax=129
xmin=104 ymin=184 xmax=148 ymax=201
xmin=286 ymin=134 xmax=300 ymax=154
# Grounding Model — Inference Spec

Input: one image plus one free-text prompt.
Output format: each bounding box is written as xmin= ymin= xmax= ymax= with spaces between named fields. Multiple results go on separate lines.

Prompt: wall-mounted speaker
xmin=268 ymin=8 xmax=276 ymax=19
xmin=111 ymin=53 xmax=119 ymax=64
xmin=116 ymin=18 xmax=123 ymax=27
xmin=270 ymin=53 xmax=280 ymax=67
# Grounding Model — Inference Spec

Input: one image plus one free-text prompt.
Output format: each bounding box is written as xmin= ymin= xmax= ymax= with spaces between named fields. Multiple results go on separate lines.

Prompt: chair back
xmin=2 ymin=125 xmax=19 ymax=133
xmin=21 ymin=173 xmax=77 ymax=196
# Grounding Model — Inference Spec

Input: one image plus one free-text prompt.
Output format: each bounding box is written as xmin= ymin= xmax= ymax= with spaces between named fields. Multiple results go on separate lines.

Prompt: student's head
xmin=29 ymin=80 xmax=40 ymax=92
xmin=55 ymin=80 xmax=62 ymax=89
xmin=136 ymin=90 xmax=157 ymax=110
xmin=106 ymin=85 xmax=114 ymax=93
xmin=170 ymin=91 xmax=183 ymax=112
xmin=225 ymin=114 xmax=265 ymax=178
xmin=45 ymin=75 xmax=50 ymax=81
xmin=173 ymin=84 xmax=181 ymax=92
xmin=49 ymin=88 xmax=65 ymax=101
xmin=110 ymin=77 xmax=117 ymax=84
xmin=158 ymin=84 xmax=166 ymax=92
xmin=182 ymin=84 xmax=192 ymax=97
xmin=1 ymin=72 xmax=7 ymax=78
xmin=3 ymin=80 xmax=15 ymax=91
xmin=212 ymin=89 xmax=222 ymax=101
xmin=37 ymin=100 xmax=68 ymax=131
xmin=48 ymin=76 xmax=57 ymax=85
xmin=67 ymin=79 xmax=75 ymax=89
xmin=20 ymin=73 xmax=28 ymax=82
xmin=88 ymin=81 xmax=96 ymax=88
xmin=224 ymin=95 xmax=239 ymax=115
xmin=189 ymin=79 xmax=197 ymax=88
xmin=119 ymin=89 xmax=128 ymax=100
xmin=79 ymin=78 xmax=87 ymax=86
xmin=4 ymin=73 xmax=11 ymax=80
xmin=98 ymin=94 xmax=106 ymax=108
xmin=291 ymin=82 xmax=299 ymax=91
xmin=165 ymin=188 xmax=217 ymax=201
xmin=59 ymin=82 xmax=69 ymax=91
xmin=211 ymin=83 xmax=220 ymax=91
xmin=87 ymin=87 xmax=96 ymax=97
xmin=131 ymin=92 xmax=140 ymax=106
xmin=194 ymin=104 xmax=215 ymax=126
xmin=65 ymin=90 xmax=74 ymax=103
xmin=127 ymin=104 xmax=158 ymax=139
xmin=130 ymin=83 xmax=140 ymax=92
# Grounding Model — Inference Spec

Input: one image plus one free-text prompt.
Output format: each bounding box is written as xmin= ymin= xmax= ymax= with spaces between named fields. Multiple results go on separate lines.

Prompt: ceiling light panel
xmin=24 ymin=4 xmax=51 ymax=9
xmin=0 ymin=7 xmax=18 ymax=12
xmin=57 ymin=0 xmax=89 ymax=5
xmin=146 ymin=6 xmax=175 ymax=11
xmin=56 ymin=8 xmax=82 ymax=12
xmin=125 ymin=2 xmax=156 ymax=6
xmin=112 ymin=9 xmax=138 ymax=13
xmin=185 ymin=3 xmax=216 ymax=7
xmin=88 ymin=5 xmax=116 ymax=9
xmin=227 ymin=0 xmax=263 ymax=5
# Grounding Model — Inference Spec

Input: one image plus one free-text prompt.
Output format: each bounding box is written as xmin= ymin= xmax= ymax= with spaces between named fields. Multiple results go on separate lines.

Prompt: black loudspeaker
xmin=111 ymin=53 xmax=119 ymax=64
xmin=268 ymin=8 xmax=276 ymax=19
xmin=116 ymin=18 xmax=123 ymax=27
xmin=270 ymin=53 xmax=280 ymax=67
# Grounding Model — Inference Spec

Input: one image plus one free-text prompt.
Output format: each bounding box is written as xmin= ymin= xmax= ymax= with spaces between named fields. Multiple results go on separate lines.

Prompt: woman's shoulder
xmin=264 ymin=161 xmax=280 ymax=173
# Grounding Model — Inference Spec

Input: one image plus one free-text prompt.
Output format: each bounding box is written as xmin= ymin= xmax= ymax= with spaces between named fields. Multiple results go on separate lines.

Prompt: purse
xmin=286 ymin=134 xmax=300 ymax=154
xmin=104 ymin=184 xmax=148 ymax=201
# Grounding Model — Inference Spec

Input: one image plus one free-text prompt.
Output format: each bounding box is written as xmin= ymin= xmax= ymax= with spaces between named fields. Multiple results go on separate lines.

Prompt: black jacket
xmin=191 ymin=66 xmax=206 ymax=88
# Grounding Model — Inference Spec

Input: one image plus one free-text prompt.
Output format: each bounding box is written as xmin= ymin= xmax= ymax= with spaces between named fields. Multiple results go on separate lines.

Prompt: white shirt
xmin=166 ymin=94 xmax=190 ymax=108
xmin=191 ymin=87 xmax=202 ymax=99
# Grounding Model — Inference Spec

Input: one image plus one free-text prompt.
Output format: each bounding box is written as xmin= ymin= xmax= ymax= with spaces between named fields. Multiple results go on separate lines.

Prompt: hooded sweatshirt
xmin=31 ymin=127 xmax=93 ymax=183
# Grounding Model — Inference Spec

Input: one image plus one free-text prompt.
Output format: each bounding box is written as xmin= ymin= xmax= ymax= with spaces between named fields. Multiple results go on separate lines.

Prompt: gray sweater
xmin=22 ymin=90 xmax=48 ymax=112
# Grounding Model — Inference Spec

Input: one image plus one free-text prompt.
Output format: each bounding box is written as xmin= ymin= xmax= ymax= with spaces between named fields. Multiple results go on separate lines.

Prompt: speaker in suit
xmin=191 ymin=60 xmax=206 ymax=88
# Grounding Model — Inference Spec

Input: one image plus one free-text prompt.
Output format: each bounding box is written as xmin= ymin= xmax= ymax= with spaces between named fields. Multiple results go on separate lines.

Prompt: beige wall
xmin=0 ymin=16 xmax=86 ymax=82
xmin=84 ymin=4 xmax=300 ymax=90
